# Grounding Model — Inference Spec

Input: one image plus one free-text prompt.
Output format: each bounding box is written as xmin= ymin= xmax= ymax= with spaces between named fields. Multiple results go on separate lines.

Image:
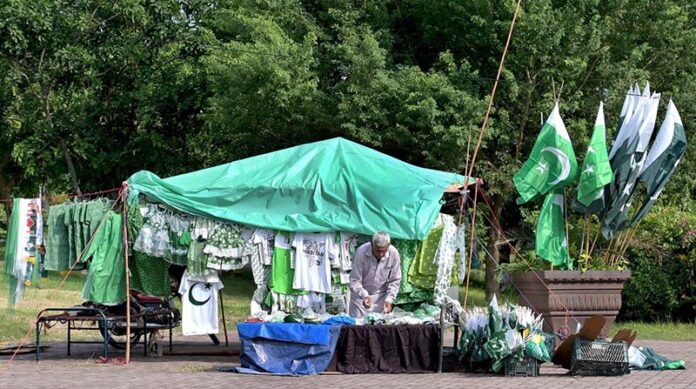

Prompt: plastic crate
xmin=442 ymin=347 xmax=459 ymax=372
xmin=504 ymin=355 xmax=540 ymax=377
xmin=570 ymin=339 xmax=629 ymax=376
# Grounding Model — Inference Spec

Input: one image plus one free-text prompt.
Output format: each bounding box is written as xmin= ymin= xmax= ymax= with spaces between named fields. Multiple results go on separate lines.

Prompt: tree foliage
xmin=1 ymin=1 xmax=695 ymax=295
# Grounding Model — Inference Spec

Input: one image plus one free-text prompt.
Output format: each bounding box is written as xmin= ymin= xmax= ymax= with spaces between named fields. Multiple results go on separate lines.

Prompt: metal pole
xmin=121 ymin=182 xmax=131 ymax=363
xmin=219 ymin=289 xmax=229 ymax=347
xmin=438 ymin=307 xmax=445 ymax=373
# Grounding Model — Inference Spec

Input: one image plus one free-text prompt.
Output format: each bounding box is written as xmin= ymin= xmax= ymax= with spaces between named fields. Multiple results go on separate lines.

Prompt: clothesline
xmin=0 ymin=186 xmax=121 ymax=204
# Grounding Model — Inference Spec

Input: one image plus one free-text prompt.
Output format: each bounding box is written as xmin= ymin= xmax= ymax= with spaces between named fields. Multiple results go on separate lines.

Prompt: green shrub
xmin=620 ymin=205 xmax=696 ymax=322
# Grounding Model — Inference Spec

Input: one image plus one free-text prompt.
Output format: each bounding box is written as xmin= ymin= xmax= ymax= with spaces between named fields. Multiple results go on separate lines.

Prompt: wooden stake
xmin=121 ymin=183 xmax=131 ymax=364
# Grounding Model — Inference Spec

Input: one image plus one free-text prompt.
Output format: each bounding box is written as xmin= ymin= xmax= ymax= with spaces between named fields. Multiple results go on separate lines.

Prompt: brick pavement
xmin=1 ymin=331 xmax=694 ymax=389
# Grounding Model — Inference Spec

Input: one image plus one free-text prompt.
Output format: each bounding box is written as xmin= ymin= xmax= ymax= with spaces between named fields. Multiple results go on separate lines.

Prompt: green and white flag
xmin=602 ymin=88 xmax=661 ymax=238
xmin=536 ymin=189 xmax=571 ymax=269
xmin=573 ymin=102 xmax=613 ymax=213
xmin=629 ymin=100 xmax=687 ymax=226
xmin=4 ymin=198 xmax=43 ymax=305
xmin=514 ymin=103 xmax=578 ymax=204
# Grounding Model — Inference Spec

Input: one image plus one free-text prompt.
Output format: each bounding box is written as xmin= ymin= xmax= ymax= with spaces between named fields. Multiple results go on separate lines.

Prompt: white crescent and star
xmin=541 ymin=147 xmax=571 ymax=185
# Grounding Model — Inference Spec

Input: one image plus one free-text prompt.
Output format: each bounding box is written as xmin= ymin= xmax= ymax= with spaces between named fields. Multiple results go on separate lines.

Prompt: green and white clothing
xmin=291 ymin=232 xmax=336 ymax=294
xmin=178 ymin=270 xmax=224 ymax=336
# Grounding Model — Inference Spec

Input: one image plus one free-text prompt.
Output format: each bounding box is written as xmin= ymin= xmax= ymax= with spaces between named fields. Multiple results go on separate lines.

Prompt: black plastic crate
xmin=504 ymin=355 xmax=540 ymax=377
xmin=442 ymin=347 xmax=459 ymax=372
xmin=570 ymin=339 xmax=629 ymax=376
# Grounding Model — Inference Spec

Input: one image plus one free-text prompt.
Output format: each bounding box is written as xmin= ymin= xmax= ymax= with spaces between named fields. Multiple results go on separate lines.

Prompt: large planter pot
xmin=509 ymin=270 xmax=631 ymax=339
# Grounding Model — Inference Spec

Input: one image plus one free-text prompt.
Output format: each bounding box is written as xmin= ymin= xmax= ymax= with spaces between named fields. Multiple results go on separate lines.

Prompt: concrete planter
xmin=510 ymin=270 xmax=631 ymax=339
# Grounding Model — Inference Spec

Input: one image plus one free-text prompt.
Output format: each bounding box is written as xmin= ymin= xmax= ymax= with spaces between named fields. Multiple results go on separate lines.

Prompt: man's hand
xmin=363 ymin=296 xmax=373 ymax=309
xmin=383 ymin=301 xmax=393 ymax=314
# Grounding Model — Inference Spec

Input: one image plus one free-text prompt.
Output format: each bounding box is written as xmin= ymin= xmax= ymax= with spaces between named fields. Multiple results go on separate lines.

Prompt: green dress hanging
xmin=81 ymin=211 xmax=126 ymax=305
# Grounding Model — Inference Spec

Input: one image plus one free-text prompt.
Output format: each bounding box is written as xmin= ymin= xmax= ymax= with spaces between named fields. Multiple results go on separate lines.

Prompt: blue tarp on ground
xmin=238 ymin=323 xmax=342 ymax=375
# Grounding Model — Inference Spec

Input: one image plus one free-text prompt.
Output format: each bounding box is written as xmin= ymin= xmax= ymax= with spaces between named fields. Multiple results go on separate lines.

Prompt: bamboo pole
xmin=618 ymin=220 xmax=642 ymax=264
xmin=588 ymin=230 xmax=601 ymax=258
xmin=121 ymin=182 xmax=131 ymax=364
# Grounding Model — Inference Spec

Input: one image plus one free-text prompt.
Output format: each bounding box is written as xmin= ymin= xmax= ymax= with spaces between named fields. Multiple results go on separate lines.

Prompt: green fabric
xmin=81 ymin=211 xmax=126 ymax=305
xmin=164 ymin=229 xmax=188 ymax=265
xmin=87 ymin=199 xmax=113 ymax=241
xmin=72 ymin=202 xmax=85 ymax=260
xmin=126 ymin=203 xmax=171 ymax=297
xmin=270 ymin=233 xmax=306 ymax=295
xmin=45 ymin=204 xmax=71 ymax=271
xmin=629 ymin=100 xmax=688 ymax=227
xmin=575 ymin=102 xmax=613 ymax=210
xmin=393 ymin=239 xmax=434 ymax=305
xmin=127 ymin=138 xmax=467 ymax=240
xmin=64 ymin=205 xmax=75 ymax=264
xmin=514 ymin=103 xmax=578 ymax=205
xmin=392 ymin=239 xmax=419 ymax=295
xmin=130 ymin=252 xmax=170 ymax=297
xmin=407 ymin=226 xmax=460 ymax=289
xmin=186 ymin=239 xmax=208 ymax=276
xmin=536 ymin=189 xmax=572 ymax=269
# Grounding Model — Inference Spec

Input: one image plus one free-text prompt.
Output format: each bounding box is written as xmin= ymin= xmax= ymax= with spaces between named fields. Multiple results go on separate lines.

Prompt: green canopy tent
xmin=127 ymin=137 xmax=474 ymax=240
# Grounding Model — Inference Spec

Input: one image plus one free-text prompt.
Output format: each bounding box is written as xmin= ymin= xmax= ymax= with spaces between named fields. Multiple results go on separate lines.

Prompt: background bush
xmin=620 ymin=205 xmax=696 ymax=322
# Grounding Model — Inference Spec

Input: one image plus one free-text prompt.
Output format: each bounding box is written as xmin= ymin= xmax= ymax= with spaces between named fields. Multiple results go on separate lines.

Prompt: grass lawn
xmin=1 ymin=259 xmax=695 ymax=344
xmin=611 ymin=321 xmax=696 ymax=341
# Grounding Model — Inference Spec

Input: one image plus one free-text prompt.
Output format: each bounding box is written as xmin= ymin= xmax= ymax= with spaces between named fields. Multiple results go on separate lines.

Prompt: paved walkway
xmin=1 ymin=331 xmax=693 ymax=389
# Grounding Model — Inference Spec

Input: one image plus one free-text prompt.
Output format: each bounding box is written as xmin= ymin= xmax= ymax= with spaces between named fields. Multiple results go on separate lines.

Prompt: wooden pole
xmin=580 ymin=214 xmax=588 ymax=258
xmin=618 ymin=220 xmax=642 ymax=264
xmin=589 ymin=230 xmax=601 ymax=258
xmin=121 ymin=182 xmax=131 ymax=364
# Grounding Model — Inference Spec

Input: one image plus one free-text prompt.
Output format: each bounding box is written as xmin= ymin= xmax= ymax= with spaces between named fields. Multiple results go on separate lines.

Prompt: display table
xmin=237 ymin=322 xmax=342 ymax=375
xmin=328 ymin=324 xmax=441 ymax=373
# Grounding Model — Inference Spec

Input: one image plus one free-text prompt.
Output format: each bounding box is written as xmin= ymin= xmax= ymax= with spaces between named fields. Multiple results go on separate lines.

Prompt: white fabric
xmin=252 ymin=229 xmax=276 ymax=265
xmin=433 ymin=215 xmax=467 ymax=305
xmin=337 ymin=232 xmax=359 ymax=271
xmin=178 ymin=270 xmax=224 ymax=336
xmin=191 ymin=216 xmax=218 ymax=240
xmin=296 ymin=292 xmax=326 ymax=314
xmin=291 ymin=232 xmax=336 ymax=294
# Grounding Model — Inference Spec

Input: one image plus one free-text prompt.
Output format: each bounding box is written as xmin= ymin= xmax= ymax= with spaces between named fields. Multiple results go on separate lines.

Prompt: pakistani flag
xmin=601 ymin=88 xmax=661 ymax=238
xmin=573 ymin=102 xmax=613 ymax=213
xmin=536 ymin=189 xmax=571 ymax=269
xmin=515 ymin=103 xmax=578 ymax=204
xmin=629 ymin=100 xmax=687 ymax=226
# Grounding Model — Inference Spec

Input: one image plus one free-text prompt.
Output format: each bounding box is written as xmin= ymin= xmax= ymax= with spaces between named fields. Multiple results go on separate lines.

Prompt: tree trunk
xmin=39 ymin=84 xmax=82 ymax=197
xmin=0 ymin=154 xmax=17 ymax=218
xmin=485 ymin=194 xmax=504 ymax=302
xmin=59 ymin=139 xmax=82 ymax=196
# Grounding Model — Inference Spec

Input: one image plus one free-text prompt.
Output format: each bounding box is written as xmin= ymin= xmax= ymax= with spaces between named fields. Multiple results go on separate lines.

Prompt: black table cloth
xmin=328 ymin=324 xmax=441 ymax=374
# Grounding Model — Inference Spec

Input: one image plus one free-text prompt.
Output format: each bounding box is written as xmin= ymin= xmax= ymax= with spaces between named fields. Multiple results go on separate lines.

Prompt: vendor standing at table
xmin=349 ymin=231 xmax=402 ymax=317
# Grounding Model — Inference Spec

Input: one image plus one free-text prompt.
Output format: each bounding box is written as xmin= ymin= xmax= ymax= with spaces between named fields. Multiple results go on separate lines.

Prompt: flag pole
xmin=580 ymin=214 xmax=588 ymax=259
xmin=564 ymin=188 xmax=571 ymax=269
xmin=585 ymin=213 xmax=592 ymax=257
xmin=589 ymin=229 xmax=601 ymax=258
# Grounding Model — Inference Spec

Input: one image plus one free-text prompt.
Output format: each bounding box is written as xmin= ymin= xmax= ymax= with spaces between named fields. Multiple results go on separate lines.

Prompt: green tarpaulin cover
xmin=127 ymin=138 xmax=468 ymax=240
